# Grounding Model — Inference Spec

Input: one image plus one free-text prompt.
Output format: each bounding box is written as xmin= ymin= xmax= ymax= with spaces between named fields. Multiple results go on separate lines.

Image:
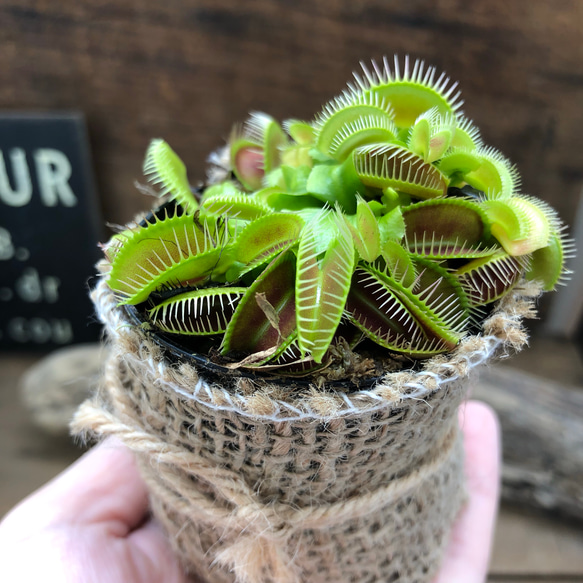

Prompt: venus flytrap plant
xmin=104 ymin=56 xmax=573 ymax=378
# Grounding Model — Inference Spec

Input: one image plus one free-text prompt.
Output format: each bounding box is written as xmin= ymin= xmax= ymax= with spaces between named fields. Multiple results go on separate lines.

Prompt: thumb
xmin=128 ymin=519 xmax=195 ymax=583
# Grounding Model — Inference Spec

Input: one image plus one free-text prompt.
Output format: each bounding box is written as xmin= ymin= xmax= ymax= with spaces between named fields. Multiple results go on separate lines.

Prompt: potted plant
xmin=74 ymin=56 xmax=571 ymax=583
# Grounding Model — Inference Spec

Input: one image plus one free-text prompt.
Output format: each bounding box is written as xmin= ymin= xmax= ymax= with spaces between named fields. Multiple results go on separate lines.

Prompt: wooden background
xmin=0 ymin=0 xmax=581 ymax=228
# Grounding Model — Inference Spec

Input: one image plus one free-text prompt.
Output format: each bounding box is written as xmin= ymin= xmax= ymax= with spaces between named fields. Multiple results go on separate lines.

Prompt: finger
xmin=434 ymin=400 xmax=501 ymax=583
xmin=1 ymin=438 xmax=149 ymax=536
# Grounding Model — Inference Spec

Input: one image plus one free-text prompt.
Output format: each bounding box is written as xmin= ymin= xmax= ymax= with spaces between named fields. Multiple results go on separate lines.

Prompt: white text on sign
xmin=0 ymin=148 xmax=78 ymax=207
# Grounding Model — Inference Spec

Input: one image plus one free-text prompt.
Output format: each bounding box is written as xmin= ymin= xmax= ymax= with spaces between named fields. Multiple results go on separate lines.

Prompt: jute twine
xmin=72 ymin=277 xmax=540 ymax=583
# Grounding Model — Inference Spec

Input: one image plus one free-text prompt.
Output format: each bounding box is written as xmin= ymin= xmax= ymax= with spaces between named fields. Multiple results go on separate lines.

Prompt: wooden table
xmin=2 ymin=353 xmax=583 ymax=582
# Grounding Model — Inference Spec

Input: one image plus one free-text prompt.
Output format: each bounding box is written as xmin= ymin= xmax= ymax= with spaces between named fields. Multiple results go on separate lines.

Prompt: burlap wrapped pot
xmin=72 ymin=277 xmax=539 ymax=583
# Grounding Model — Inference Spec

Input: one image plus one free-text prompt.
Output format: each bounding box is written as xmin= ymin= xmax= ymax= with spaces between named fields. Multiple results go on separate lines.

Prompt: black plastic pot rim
xmin=123 ymin=304 xmax=380 ymax=391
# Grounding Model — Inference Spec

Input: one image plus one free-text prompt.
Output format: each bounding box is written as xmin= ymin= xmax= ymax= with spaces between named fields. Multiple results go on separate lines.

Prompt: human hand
xmin=0 ymin=438 xmax=189 ymax=583
xmin=435 ymin=399 xmax=501 ymax=583
xmin=0 ymin=400 xmax=499 ymax=583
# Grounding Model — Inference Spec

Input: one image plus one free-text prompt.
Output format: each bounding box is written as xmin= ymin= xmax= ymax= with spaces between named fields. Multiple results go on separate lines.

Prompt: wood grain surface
xmin=475 ymin=365 xmax=583 ymax=521
xmin=1 ymin=0 xmax=581 ymax=228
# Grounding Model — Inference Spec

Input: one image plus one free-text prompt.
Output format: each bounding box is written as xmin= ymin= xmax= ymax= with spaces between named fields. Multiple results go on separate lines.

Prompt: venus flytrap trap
xmin=105 ymin=55 xmax=573 ymax=379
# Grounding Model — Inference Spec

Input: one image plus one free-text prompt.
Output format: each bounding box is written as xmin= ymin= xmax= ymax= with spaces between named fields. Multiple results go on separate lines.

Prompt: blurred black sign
xmin=0 ymin=113 xmax=102 ymax=350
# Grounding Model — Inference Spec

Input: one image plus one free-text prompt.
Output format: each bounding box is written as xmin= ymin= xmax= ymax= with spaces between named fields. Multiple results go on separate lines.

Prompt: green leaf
xmin=334 ymin=155 xmax=364 ymax=213
xmin=283 ymin=119 xmax=315 ymax=144
xmin=308 ymin=148 xmax=337 ymax=164
xmin=408 ymin=107 xmax=455 ymax=163
xmin=201 ymin=193 xmax=273 ymax=221
xmin=306 ymin=164 xmax=338 ymax=205
xmin=343 ymin=196 xmax=381 ymax=262
xmin=238 ymin=112 xmax=287 ymax=173
xmin=281 ymin=165 xmax=311 ymax=193
xmin=375 ymin=262 xmax=466 ymax=353
xmin=296 ymin=212 xmax=355 ymax=363
xmin=106 ymin=56 xmax=573 ymax=367
xmin=230 ymin=140 xmax=264 ymax=191
xmin=410 ymin=256 xmax=470 ymax=334
xmin=306 ymin=157 xmax=360 ymax=213
xmin=482 ymin=197 xmax=550 ymax=256
xmin=314 ymin=92 xmax=395 ymax=156
xmin=381 ymin=240 xmax=417 ymax=287
xmin=381 ymin=187 xmax=400 ymax=210
xmin=223 ymin=250 xmax=297 ymax=354
xmin=256 ymin=190 xmax=323 ymax=212
xmin=143 ymin=139 xmax=198 ymax=213
xmin=148 ymin=288 xmax=246 ymax=335
xmin=107 ymin=213 xmax=231 ymax=305
xmin=378 ymin=206 xmax=406 ymax=243
xmin=234 ymin=213 xmax=304 ymax=263
xmin=226 ymin=213 xmax=304 ymax=279
xmin=525 ymin=229 xmax=571 ymax=291
xmin=450 ymin=147 xmax=519 ymax=199
xmin=437 ymin=149 xmax=482 ymax=176
xmin=450 ymin=116 xmax=482 ymax=151
xmin=353 ymin=143 xmax=449 ymax=199
xmin=456 ymin=251 xmax=527 ymax=305
xmin=200 ymin=181 xmax=241 ymax=203
xmin=353 ymin=56 xmax=463 ymax=128
xmin=428 ymin=128 xmax=453 ymax=162
xmin=402 ymin=198 xmax=492 ymax=258
xmin=327 ymin=114 xmax=397 ymax=162
xmin=229 ymin=112 xmax=291 ymax=190
xmin=261 ymin=115 xmax=287 ymax=173
xmin=346 ymin=268 xmax=433 ymax=355
xmin=346 ymin=262 xmax=467 ymax=356
xmin=408 ymin=116 xmax=431 ymax=160
xmin=280 ymin=145 xmax=313 ymax=169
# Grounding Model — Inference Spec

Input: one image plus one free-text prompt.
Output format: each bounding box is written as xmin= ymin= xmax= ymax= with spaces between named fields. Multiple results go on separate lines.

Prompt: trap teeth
xmin=349 ymin=55 xmax=464 ymax=128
